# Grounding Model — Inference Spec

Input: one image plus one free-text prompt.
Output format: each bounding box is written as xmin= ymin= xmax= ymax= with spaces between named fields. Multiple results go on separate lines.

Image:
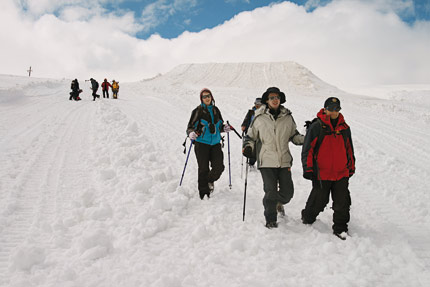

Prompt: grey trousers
xmin=260 ymin=167 xmax=294 ymax=223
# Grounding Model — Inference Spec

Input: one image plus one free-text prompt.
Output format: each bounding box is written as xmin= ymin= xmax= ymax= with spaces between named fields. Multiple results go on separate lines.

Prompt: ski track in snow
xmin=1 ymin=65 xmax=430 ymax=286
xmin=0 ymin=98 xmax=94 ymax=275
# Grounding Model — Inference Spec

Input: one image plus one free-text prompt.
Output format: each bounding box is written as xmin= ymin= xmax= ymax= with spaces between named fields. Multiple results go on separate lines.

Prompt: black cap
xmin=254 ymin=98 xmax=262 ymax=105
xmin=261 ymin=87 xmax=286 ymax=104
xmin=324 ymin=97 xmax=341 ymax=111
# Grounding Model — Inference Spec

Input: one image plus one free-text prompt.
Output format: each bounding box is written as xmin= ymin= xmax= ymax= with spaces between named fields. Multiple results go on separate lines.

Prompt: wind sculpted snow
xmin=0 ymin=63 xmax=429 ymax=286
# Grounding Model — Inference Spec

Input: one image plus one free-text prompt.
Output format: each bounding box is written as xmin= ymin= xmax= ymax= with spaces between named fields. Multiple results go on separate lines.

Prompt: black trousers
xmin=69 ymin=91 xmax=80 ymax=101
xmin=302 ymin=177 xmax=351 ymax=233
xmin=260 ymin=168 xmax=294 ymax=223
xmin=194 ymin=142 xmax=224 ymax=198
xmin=103 ymin=90 xmax=109 ymax=98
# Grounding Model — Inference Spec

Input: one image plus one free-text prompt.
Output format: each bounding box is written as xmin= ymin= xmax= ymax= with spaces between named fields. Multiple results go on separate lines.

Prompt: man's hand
xmin=242 ymin=146 xmax=253 ymax=158
xmin=303 ymin=172 xmax=313 ymax=180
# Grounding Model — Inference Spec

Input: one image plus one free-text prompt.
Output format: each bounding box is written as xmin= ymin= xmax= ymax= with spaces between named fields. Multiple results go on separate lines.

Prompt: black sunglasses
xmin=201 ymin=94 xmax=211 ymax=99
xmin=268 ymin=95 xmax=280 ymax=100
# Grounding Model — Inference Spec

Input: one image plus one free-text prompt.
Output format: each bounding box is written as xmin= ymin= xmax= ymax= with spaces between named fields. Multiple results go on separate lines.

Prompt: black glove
xmin=303 ymin=172 xmax=313 ymax=180
xmin=242 ymin=146 xmax=253 ymax=158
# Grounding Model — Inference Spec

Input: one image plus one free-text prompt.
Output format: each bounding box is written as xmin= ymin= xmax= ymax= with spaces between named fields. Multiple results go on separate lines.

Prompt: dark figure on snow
xmin=243 ymin=87 xmax=304 ymax=228
xmin=186 ymin=88 xmax=231 ymax=200
xmin=90 ymin=78 xmax=100 ymax=101
xmin=301 ymin=97 xmax=356 ymax=240
xmin=69 ymin=79 xmax=82 ymax=101
xmin=101 ymin=78 xmax=112 ymax=98
xmin=241 ymin=97 xmax=262 ymax=167
xmin=112 ymin=80 xmax=119 ymax=99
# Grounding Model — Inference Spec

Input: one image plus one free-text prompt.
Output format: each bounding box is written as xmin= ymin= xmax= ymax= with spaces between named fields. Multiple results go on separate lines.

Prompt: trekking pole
xmin=227 ymin=121 xmax=242 ymax=140
xmin=241 ymin=131 xmax=244 ymax=179
xmin=179 ymin=139 xmax=194 ymax=186
xmin=243 ymin=158 xmax=249 ymax=221
xmin=227 ymin=131 xmax=232 ymax=189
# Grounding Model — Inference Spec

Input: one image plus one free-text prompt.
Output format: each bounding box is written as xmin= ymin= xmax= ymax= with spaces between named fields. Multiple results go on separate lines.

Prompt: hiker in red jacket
xmin=101 ymin=78 xmax=112 ymax=98
xmin=301 ymin=97 xmax=355 ymax=239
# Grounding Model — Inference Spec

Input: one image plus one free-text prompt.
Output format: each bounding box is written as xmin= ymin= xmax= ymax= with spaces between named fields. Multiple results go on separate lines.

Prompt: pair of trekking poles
xmin=179 ymin=122 xmax=249 ymax=221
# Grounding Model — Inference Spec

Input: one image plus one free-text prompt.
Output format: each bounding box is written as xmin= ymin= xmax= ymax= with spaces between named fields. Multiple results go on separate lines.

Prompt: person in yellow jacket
xmin=112 ymin=80 xmax=119 ymax=99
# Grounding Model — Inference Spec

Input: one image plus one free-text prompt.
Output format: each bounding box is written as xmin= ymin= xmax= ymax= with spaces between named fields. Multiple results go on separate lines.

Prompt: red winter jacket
xmin=302 ymin=109 xmax=355 ymax=181
xmin=101 ymin=81 xmax=112 ymax=91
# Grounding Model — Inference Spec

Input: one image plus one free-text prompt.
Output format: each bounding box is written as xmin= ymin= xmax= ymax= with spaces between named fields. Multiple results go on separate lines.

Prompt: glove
xmin=303 ymin=172 xmax=313 ymax=180
xmin=242 ymin=146 xmax=253 ymax=158
xmin=189 ymin=131 xmax=198 ymax=140
xmin=223 ymin=125 xmax=232 ymax=133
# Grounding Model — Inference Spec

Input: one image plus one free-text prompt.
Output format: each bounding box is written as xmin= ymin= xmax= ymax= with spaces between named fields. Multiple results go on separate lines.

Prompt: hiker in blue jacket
xmin=186 ymin=88 xmax=231 ymax=200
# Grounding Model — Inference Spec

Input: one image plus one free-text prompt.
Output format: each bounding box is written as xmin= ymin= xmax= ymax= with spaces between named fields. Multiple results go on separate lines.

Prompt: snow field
xmin=1 ymin=62 xmax=430 ymax=286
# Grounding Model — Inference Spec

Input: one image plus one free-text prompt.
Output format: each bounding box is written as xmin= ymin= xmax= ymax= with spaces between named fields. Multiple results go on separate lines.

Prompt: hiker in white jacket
xmin=243 ymin=87 xmax=304 ymax=228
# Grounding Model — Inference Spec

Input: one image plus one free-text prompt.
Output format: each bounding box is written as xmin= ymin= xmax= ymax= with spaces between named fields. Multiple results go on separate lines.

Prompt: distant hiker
xmin=241 ymin=97 xmax=262 ymax=167
xmin=112 ymin=80 xmax=119 ymax=99
xmin=301 ymin=97 xmax=355 ymax=240
xmin=186 ymin=88 xmax=231 ymax=200
xmin=101 ymin=78 xmax=112 ymax=98
xmin=90 ymin=78 xmax=100 ymax=101
xmin=69 ymin=79 xmax=82 ymax=101
xmin=243 ymin=87 xmax=304 ymax=228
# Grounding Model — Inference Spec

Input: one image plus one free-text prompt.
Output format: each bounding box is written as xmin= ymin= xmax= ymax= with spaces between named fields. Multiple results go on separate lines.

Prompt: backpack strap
xmin=312 ymin=118 xmax=328 ymax=157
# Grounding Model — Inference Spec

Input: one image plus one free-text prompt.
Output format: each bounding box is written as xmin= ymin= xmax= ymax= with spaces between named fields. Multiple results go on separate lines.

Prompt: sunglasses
xmin=268 ymin=95 xmax=280 ymax=101
xmin=327 ymin=106 xmax=341 ymax=112
xmin=201 ymin=94 xmax=211 ymax=99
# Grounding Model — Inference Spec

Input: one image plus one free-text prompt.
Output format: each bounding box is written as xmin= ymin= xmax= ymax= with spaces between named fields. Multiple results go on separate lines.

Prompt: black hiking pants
xmin=92 ymin=91 xmax=98 ymax=101
xmin=69 ymin=91 xmax=79 ymax=101
xmin=194 ymin=142 xmax=224 ymax=199
xmin=260 ymin=167 xmax=294 ymax=223
xmin=103 ymin=90 xmax=109 ymax=98
xmin=302 ymin=177 xmax=351 ymax=233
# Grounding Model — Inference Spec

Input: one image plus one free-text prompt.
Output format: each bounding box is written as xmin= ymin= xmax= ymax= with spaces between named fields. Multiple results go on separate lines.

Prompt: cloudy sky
xmin=1 ymin=0 xmax=429 ymax=91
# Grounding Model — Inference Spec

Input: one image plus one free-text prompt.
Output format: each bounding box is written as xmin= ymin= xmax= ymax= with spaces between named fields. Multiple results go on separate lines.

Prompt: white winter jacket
xmin=244 ymin=105 xmax=304 ymax=168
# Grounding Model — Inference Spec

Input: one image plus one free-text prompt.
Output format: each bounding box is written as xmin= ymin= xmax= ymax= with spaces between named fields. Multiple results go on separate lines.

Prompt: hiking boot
xmin=208 ymin=182 xmax=214 ymax=194
xmin=276 ymin=202 xmax=285 ymax=217
xmin=333 ymin=231 xmax=348 ymax=240
xmin=265 ymin=221 xmax=278 ymax=229
xmin=301 ymin=209 xmax=314 ymax=225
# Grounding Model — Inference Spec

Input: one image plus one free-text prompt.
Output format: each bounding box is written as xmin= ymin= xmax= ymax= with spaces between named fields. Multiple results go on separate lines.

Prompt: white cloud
xmin=1 ymin=0 xmax=429 ymax=91
xmin=305 ymin=0 xmax=324 ymax=10
xmin=140 ymin=0 xmax=197 ymax=32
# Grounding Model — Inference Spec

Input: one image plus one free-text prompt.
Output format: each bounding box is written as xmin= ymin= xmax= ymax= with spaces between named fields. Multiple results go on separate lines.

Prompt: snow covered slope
xmin=145 ymin=62 xmax=343 ymax=95
xmin=1 ymin=63 xmax=429 ymax=286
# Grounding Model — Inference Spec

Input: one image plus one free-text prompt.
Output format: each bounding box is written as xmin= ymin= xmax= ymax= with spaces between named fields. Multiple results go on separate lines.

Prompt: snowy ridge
xmin=143 ymin=62 xmax=343 ymax=96
xmin=1 ymin=64 xmax=430 ymax=286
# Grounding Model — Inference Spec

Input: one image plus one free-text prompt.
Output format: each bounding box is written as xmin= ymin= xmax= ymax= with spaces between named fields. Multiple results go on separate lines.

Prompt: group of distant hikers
xmin=185 ymin=87 xmax=355 ymax=240
xmin=69 ymin=78 xmax=120 ymax=101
